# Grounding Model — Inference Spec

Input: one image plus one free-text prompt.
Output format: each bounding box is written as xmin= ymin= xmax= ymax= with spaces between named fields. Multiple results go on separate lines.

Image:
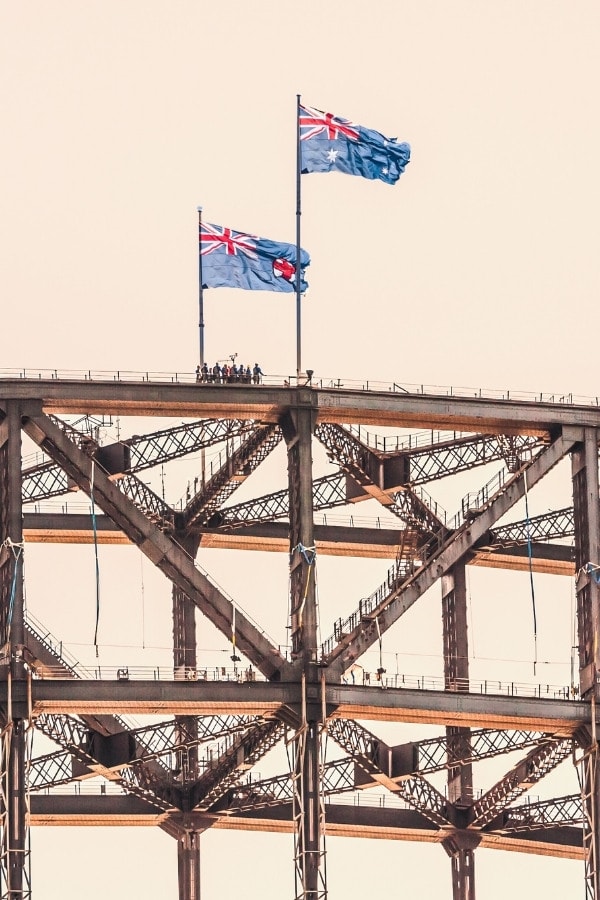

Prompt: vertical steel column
xmin=287 ymin=408 xmax=317 ymax=664
xmin=177 ymin=831 xmax=200 ymax=900
xmin=572 ymin=429 xmax=600 ymax=899
xmin=449 ymin=845 xmax=475 ymax=900
xmin=573 ymin=430 xmax=600 ymax=697
xmin=0 ymin=403 xmax=30 ymax=900
xmin=442 ymin=565 xmax=475 ymax=900
xmin=284 ymin=404 xmax=326 ymax=900
xmin=173 ymin=533 xmax=201 ymax=900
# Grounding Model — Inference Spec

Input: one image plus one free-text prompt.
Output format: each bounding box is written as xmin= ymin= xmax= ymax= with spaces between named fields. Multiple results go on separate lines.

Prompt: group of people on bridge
xmin=196 ymin=362 xmax=264 ymax=384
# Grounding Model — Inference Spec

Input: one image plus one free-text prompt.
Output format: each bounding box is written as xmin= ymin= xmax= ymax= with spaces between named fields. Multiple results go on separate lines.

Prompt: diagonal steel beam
xmin=470 ymin=738 xmax=573 ymax=827
xmin=317 ymin=424 xmax=545 ymax=487
xmin=188 ymin=718 xmax=285 ymax=811
xmin=322 ymin=430 xmax=580 ymax=670
xmin=21 ymin=410 xmax=290 ymax=680
xmin=29 ymin=748 xmax=75 ymax=790
xmin=125 ymin=418 xmax=257 ymax=472
xmin=115 ymin=473 xmax=175 ymax=529
xmin=315 ymin=423 xmax=389 ymax=491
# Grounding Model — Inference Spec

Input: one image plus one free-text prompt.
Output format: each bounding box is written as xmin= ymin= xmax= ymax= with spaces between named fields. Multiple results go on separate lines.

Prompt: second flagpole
xmin=295 ymin=94 xmax=302 ymax=382
xmin=197 ymin=206 xmax=205 ymax=367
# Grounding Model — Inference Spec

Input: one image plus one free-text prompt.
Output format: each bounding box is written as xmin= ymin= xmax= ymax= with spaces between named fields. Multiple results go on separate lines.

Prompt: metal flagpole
xmin=296 ymin=94 xmax=302 ymax=382
xmin=197 ymin=207 xmax=206 ymax=487
xmin=197 ymin=206 xmax=205 ymax=367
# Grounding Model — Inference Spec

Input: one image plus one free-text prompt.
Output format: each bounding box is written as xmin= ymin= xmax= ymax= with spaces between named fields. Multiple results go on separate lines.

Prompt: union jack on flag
xmin=299 ymin=101 xmax=410 ymax=185
xmin=199 ymin=221 xmax=310 ymax=294
xmin=200 ymin=223 xmax=258 ymax=260
xmin=299 ymin=104 xmax=360 ymax=143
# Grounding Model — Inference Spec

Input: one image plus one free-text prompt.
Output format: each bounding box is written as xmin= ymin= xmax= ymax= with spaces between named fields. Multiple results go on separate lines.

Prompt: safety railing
xmin=30 ymin=663 xmax=266 ymax=682
xmin=449 ymin=467 xmax=509 ymax=530
xmin=1 ymin=368 xmax=599 ymax=408
xmin=345 ymin=426 xmax=476 ymax=454
xmin=342 ymin=670 xmax=574 ymax=700
xmin=28 ymin=659 xmax=574 ymax=700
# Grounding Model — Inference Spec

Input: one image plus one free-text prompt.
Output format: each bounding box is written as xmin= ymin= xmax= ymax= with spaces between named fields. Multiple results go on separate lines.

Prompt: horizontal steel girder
xmin=2 ymin=681 xmax=590 ymax=732
xmin=26 ymin=794 xmax=584 ymax=859
xmin=2 ymin=380 xmax=599 ymax=433
xmin=20 ymin=410 xmax=289 ymax=681
xmin=19 ymin=513 xmax=574 ymax=574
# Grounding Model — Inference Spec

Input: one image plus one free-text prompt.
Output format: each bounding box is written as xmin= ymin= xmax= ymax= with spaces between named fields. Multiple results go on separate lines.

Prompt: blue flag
xmin=200 ymin=222 xmax=310 ymax=293
xmin=299 ymin=103 xmax=410 ymax=185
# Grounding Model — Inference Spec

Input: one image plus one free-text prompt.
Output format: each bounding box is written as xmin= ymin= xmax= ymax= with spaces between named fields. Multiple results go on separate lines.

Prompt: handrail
xmin=0 ymin=368 xmax=598 ymax=409
xmin=28 ymin=661 xmax=573 ymax=701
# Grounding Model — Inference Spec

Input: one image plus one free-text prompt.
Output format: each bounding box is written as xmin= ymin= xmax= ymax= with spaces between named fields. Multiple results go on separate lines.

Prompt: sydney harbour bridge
xmin=0 ymin=370 xmax=598 ymax=899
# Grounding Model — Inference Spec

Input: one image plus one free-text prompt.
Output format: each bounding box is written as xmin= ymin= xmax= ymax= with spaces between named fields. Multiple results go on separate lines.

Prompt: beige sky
xmin=1 ymin=1 xmax=599 ymax=897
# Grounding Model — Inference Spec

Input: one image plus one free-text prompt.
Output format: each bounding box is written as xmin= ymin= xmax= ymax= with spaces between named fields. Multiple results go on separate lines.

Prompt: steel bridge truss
xmin=0 ymin=382 xmax=597 ymax=900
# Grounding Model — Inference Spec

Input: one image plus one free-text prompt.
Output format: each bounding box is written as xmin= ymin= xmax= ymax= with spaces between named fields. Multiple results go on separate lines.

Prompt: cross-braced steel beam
xmin=22 ymin=418 xmax=258 ymax=505
xmin=181 ymin=425 xmax=282 ymax=528
xmin=327 ymin=718 xmax=451 ymax=828
xmin=0 ymin=380 xmax=596 ymax=900
xmin=20 ymin=410 xmax=289 ymax=681
xmin=499 ymin=794 xmax=582 ymax=832
xmin=322 ymin=430 xmax=579 ymax=672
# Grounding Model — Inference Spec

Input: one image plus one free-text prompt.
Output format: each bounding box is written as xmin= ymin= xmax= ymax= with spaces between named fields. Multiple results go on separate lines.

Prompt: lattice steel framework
xmin=0 ymin=378 xmax=599 ymax=900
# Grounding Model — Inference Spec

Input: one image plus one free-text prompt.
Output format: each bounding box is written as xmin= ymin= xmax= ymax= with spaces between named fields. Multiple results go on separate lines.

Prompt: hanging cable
xmin=571 ymin=575 xmax=579 ymax=697
xmin=230 ymin=602 xmax=241 ymax=668
xmin=89 ymin=461 xmax=101 ymax=657
xmin=523 ymin=468 xmax=538 ymax=675
xmin=314 ymin=563 xmax=323 ymax=657
xmin=375 ymin=615 xmax=386 ymax=683
xmin=140 ymin=554 xmax=146 ymax=650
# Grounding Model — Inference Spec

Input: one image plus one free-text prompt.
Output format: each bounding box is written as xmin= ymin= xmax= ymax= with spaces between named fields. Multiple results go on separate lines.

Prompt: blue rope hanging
xmin=523 ymin=470 xmax=538 ymax=676
xmin=90 ymin=463 xmax=101 ymax=657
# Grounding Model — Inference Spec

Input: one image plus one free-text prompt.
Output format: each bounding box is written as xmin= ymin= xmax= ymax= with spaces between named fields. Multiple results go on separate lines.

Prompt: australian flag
xmin=200 ymin=222 xmax=310 ymax=293
xmin=299 ymin=103 xmax=410 ymax=185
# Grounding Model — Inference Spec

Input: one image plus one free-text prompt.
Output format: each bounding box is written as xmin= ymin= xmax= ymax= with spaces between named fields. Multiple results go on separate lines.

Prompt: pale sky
xmin=1 ymin=1 xmax=599 ymax=897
